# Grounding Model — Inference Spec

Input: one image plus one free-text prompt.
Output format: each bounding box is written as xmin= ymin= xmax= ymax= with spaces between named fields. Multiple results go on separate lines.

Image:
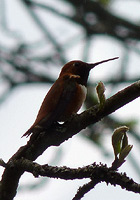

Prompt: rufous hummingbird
xmin=23 ymin=57 xmax=118 ymax=137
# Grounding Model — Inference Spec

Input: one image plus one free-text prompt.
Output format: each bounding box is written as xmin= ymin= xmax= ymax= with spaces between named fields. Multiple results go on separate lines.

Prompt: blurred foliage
xmin=98 ymin=0 xmax=111 ymax=6
xmin=0 ymin=0 xmax=140 ymax=188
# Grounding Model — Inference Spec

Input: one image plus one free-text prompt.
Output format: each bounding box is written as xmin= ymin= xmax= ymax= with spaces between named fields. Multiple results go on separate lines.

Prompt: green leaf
xmin=96 ymin=81 xmax=106 ymax=109
xmin=122 ymin=133 xmax=128 ymax=150
xmin=111 ymin=126 xmax=133 ymax=169
xmin=119 ymin=145 xmax=133 ymax=163
xmin=112 ymin=126 xmax=129 ymax=158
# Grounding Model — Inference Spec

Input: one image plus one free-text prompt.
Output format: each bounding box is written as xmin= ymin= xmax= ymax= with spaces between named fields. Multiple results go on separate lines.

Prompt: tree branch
xmin=6 ymin=158 xmax=140 ymax=195
xmin=67 ymin=0 xmax=140 ymax=41
xmin=0 ymin=80 xmax=140 ymax=200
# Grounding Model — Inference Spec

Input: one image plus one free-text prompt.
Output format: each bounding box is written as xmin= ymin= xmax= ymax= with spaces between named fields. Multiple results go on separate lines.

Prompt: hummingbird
xmin=22 ymin=57 xmax=118 ymax=137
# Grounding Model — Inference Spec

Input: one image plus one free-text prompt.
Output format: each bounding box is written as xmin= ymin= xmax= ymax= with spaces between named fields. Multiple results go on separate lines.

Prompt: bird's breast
xmin=59 ymin=83 xmax=87 ymax=121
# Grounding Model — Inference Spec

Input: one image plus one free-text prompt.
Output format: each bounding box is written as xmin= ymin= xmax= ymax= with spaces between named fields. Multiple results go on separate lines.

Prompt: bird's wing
xmin=38 ymin=74 xmax=79 ymax=127
xmin=22 ymin=74 xmax=79 ymax=137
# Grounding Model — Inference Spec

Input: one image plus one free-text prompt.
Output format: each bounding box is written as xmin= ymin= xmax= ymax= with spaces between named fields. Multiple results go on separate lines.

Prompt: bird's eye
xmin=73 ymin=62 xmax=80 ymax=67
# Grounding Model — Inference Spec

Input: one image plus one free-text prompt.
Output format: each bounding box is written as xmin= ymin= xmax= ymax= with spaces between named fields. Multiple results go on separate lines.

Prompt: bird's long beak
xmin=88 ymin=57 xmax=119 ymax=69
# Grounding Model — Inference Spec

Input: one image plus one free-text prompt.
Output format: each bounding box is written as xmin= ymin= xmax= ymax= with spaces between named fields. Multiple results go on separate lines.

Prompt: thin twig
xmin=72 ymin=180 xmax=98 ymax=200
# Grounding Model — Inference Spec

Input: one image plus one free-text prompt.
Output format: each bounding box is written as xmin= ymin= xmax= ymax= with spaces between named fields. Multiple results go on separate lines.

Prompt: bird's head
xmin=59 ymin=57 xmax=118 ymax=86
